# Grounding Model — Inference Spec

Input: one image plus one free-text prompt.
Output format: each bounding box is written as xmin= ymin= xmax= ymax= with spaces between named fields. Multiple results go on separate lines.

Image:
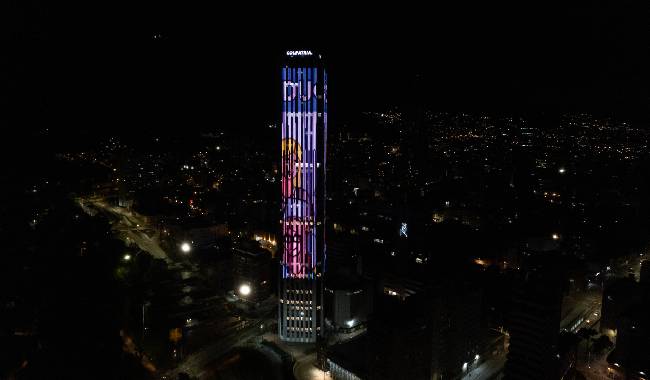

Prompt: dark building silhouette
xmin=607 ymin=308 xmax=650 ymax=379
xmin=605 ymin=269 xmax=650 ymax=378
xmin=325 ymin=295 xmax=431 ymax=380
xmin=504 ymin=263 xmax=563 ymax=380
xmin=430 ymin=279 xmax=485 ymax=379
xmin=600 ymin=277 xmax=642 ymax=333
xmin=324 ymin=275 xmax=372 ymax=333
xmin=233 ymin=246 xmax=272 ymax=302
xmin=326 ymin=234 xmax=363 ymax=278
xmin=327 ymin=335 xmax=368 ymax=380
xmin=366 ymin=295 xmax=432 ymax=380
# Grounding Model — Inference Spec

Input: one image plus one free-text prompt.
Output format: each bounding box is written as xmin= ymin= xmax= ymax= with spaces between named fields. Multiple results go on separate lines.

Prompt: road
xmin=77 ymin=196 xmax=171 ymax=263
xmin=80 ymin=195 xmax=276 ymax=379
xmin=461 ymin=355 xmax=507 ymax=380
xmin=607 ymin=252 xmax=646 ymax=281
xmin=163 ymin=317 xmax=271 ymax=379
xmin=460 ymin=331 xmax=508 ymax=380
xmin=294 ymin=353 xmax=332 ymax=380
xmin=560 ymin=289 xmax=602 ymax=333
xmin=576 ymin=343 xmax=615 ymax=380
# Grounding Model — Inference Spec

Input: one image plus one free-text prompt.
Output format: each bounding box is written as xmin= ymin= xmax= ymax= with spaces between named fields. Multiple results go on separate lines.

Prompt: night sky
xmin=4 ymin=2 xmax=650 ymax=138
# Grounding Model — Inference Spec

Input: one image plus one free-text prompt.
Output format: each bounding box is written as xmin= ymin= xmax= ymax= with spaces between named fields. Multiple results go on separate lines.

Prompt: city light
xmin=123 ymin=254 xmax=131 ymax=261
xmin=552 ymin=233 xmax=560 ymax=240
xmin=558 ymin=167 xmax=566 ymax=174
xmin=239 ymin=284 xmax=251 ymax=296
xmin=400 ymin=222 xmax=408 ymax=237
xmin=180 ymin=242 xmax=191 ymax=253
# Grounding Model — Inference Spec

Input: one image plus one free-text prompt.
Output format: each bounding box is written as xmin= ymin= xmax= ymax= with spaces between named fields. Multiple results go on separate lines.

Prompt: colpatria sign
xmin=286 ymin=50 xmax=313 ymax=57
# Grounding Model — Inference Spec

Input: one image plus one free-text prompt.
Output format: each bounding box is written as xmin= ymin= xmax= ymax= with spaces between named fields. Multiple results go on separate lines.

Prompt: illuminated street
xmin=461 ymin=355 xmax=507 ymax=380
xmin=78 ymin=196 xmax=171 ymax=263
xmin=164 ymin=317 xmax=272 ymax=379
xmin=560 ymin=289 xmax=602 ymax=333
xmin=294 ymin=353 xmax=333 ymax=380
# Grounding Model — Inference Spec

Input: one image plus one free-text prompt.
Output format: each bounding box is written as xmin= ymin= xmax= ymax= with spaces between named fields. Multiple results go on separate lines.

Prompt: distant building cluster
xmin=46 ymin=106 xmax=650 ymax=380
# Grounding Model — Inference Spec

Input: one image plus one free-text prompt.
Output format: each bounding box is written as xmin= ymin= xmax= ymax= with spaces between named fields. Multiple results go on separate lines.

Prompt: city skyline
xmin=3 ymin=4 xmax=650 ymax=380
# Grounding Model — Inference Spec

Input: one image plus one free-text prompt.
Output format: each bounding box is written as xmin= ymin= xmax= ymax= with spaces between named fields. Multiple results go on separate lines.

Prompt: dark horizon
xmin=4 ymin=2 xmax=650 ymax=136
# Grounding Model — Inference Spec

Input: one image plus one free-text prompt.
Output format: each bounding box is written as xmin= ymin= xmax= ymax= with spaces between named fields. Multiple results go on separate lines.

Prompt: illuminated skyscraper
xmin=279 ymin=50 xmax=327 ymax=342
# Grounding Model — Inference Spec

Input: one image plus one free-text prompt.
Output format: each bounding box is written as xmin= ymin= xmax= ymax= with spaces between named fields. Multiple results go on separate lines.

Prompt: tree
xmin=577 ymin=327 xmax=598 ymax=364
xmin=591 ymin=335 xmax=613 ymax=354
xmin=577 ymin=327 xmax=597 ymax=340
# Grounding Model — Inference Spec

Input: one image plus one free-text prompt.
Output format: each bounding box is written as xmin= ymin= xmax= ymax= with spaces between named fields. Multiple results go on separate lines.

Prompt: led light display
xmin=279 ymin=52 xmax=327 ymax=343
xmin=281 ymin=66 xmax=320 ymax=279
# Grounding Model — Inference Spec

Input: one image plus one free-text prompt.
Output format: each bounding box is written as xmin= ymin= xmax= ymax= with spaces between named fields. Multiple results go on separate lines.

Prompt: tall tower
xmin=279 ymin=50 xmax=327 ymax=342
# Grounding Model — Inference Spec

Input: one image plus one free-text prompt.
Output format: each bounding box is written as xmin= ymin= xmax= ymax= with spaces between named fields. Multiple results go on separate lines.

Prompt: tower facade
xmin=279 ymin=50 xmax=327 ymax=342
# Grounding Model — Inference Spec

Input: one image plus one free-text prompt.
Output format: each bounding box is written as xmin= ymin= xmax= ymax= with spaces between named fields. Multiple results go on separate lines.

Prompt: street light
xmin=239 ymin=284 xmax=251 ymax=296
xmin=123 ymin=254 xmax=131 ymax=261
xmin=181 ymin=242 xmax=191 ymax=253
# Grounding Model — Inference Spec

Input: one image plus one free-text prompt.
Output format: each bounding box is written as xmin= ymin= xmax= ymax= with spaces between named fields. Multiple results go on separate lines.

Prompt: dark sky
xmin=3 ymin=2 xmax=650 ymax=137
